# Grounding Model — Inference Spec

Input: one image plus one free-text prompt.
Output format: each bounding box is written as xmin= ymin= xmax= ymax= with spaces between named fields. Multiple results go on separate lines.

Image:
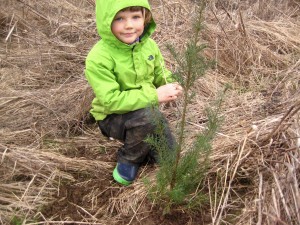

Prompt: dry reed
xmin=0 ymin=0 xmax=299 ymax=224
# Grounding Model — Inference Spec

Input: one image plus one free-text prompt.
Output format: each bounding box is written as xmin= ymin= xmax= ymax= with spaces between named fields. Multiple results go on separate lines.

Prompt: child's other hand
xmin=156 ymin=83 xmax=183 ymax=103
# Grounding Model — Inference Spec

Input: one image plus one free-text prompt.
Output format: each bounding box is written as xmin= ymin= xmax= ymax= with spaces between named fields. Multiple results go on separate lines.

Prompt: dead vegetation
xmin=0 ymin=0 xmax=299 ymax=224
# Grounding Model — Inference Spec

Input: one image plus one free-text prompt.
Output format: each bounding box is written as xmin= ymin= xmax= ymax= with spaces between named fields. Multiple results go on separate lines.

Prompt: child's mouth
xmin=122 ymin=33 xmax=135 ymax=37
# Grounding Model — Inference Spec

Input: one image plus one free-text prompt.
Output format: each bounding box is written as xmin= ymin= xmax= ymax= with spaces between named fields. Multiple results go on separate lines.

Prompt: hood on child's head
xmin=95 ymin=0 xmax=156 ymax=46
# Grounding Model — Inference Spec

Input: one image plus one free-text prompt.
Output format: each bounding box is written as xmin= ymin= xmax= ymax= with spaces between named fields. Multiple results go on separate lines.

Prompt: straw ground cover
xmin=1 ymin=0 xmax=299 ymax=224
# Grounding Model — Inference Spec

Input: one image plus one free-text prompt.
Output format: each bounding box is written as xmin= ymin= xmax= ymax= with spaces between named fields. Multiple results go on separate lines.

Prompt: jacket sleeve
xmin=152 ymin=42 xmax=174 ymax=87
xmin=85 ymin=56 xmax=159 ymax=115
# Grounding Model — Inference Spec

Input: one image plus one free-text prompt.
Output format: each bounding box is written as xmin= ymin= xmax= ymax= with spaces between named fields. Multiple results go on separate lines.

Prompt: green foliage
xmin=10 ymin=216 xmax=23 ymax=225
xmin=145 ymin=0 xmax=225 ymax=214
xmin=146 ymin=93 xmax=224 ymax=213
xmin=10 ymin=215 xmax=38 ymax=225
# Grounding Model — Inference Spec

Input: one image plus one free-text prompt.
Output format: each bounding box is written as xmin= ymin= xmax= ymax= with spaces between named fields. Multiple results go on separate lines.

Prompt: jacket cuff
xmin=146 ymin=85 xmax=159 ymax=106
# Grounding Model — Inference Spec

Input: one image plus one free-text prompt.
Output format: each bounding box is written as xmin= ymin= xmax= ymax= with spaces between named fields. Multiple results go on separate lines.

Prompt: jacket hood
xmin=95 ymin=0 xmax=156 ymax=47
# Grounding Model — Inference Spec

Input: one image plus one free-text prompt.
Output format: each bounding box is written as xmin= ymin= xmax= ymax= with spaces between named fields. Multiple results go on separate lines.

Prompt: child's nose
xmin=125 ymin=20 xmax=133 ymax=28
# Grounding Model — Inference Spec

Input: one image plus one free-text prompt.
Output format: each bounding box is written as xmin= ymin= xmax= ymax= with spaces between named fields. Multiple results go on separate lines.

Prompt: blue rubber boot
xmin=113 ymin=162 xmax=139 ymax=186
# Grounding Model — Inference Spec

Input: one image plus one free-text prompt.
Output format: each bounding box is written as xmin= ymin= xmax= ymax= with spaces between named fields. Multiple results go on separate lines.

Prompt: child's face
xmin=111 ymin=9 xmax=145 ymax=44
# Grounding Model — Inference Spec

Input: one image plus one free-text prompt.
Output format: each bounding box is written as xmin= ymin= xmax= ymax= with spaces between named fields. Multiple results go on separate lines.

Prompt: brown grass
xmin=1 ymin=0 xmax=300 ymax=224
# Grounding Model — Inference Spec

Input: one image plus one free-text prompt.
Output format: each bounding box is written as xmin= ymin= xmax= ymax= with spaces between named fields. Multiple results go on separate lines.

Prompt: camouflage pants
xmin=98 ymin=108 xmax=175 ymax=164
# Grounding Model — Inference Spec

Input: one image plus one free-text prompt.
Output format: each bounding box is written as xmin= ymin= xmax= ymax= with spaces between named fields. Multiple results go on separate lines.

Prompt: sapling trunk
xmin=169 ymin=2 xmax=206 ymax=190
xmin=170 ymin=69 xmax=191 ymax=189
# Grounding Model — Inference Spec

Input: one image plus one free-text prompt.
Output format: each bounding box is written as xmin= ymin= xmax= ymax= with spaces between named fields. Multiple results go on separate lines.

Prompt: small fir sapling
xmin=145 ymin=0 xmax=225 ymax=213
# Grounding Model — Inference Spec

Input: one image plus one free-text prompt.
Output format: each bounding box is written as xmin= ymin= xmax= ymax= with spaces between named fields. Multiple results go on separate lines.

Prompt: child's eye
xmin=115 ymin=17 xmax=123 ymax=21
xmin=133 ymin=15 xmax=141 ymax=19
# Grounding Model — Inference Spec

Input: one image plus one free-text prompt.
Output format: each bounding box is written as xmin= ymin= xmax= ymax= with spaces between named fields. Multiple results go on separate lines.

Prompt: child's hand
xmin=156 ymin=83 xmax=183 ymax=103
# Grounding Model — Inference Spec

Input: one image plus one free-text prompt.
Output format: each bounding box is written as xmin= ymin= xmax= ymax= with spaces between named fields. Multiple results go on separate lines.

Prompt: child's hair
xmin=120 ymin=6 xmax=152 ymax=25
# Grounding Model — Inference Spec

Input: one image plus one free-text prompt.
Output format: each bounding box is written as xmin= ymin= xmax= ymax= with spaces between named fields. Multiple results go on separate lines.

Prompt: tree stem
xmin=170 ymin=72 xmax=191 ymax=189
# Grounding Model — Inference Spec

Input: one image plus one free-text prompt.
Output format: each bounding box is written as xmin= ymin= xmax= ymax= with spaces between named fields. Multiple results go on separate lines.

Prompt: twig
xmin=20 ymin=174 xmax=37 ymax=201
xmin=186 ymin=120 xmax=239 ymax=140
xmin=5 ymin=21 xmax=18 ymax=43
xmin=217 ymin=0 xmax=237 ymax=25
xmin=256 ymin=172 xmax=263 ymax=225
xmin=273 ymin=172 xmax=292 ymax=223
xmin=286 ymin=157 xmax=300 ymax=222
xmin=209 ymin=4 xmax=235 ymax=49
xmin=238 ymin=9 xmax=248 ymax=38
xmin=69 ymin=202 xmax=98 ymax=221
xmin=128 ymin=194 xmax=147 ymax=225
xmin=16 ymin=0 xmax=49 ymax=21
xmin=265 ymin=101 xmax=300 ymax=141
xmin=271 ymin=187 xmax=280 ymax=219
xmin=211 ymin=157 xmax=230 ymax=224
xmin=0 ymin=145 xmax=9 ymax=164
xmin=213 ymin=132 xmax=249 ymax=224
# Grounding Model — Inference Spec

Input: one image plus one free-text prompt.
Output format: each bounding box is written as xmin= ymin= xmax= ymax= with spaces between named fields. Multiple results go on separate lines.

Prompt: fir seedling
xmin=145 ymin=0 xmax=224 ymax=214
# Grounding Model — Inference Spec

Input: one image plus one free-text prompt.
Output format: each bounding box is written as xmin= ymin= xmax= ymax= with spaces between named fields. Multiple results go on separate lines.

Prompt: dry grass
xmin=1 ymin=0 xmax=300 ymax=224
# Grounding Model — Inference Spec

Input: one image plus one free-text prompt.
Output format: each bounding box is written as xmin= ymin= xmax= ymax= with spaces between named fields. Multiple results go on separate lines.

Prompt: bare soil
xmin=40 ymin=136 xmax=208 ymax=224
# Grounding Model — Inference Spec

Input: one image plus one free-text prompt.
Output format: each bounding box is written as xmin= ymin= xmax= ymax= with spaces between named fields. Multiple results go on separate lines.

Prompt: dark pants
xmin=98 ymin=108 xmax=175 ymax=164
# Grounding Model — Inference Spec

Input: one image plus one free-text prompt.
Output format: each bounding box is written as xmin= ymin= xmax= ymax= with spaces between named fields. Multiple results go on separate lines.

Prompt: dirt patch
xmin=40 ymin=144 xmax=209 ymax=224
xmin=42 ymin=181 xmax=209 ymax=225
xmin=42 ymin=179 xmax=113 ymax=222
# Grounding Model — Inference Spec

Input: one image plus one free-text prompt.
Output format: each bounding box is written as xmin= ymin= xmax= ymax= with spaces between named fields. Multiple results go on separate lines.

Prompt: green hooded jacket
xmin=85 ymin=0 xmax=173 ymax=121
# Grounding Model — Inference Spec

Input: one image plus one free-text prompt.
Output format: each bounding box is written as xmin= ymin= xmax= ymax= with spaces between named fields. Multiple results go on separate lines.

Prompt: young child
xmin=85 ymin=0 xmax=183 ymax=185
